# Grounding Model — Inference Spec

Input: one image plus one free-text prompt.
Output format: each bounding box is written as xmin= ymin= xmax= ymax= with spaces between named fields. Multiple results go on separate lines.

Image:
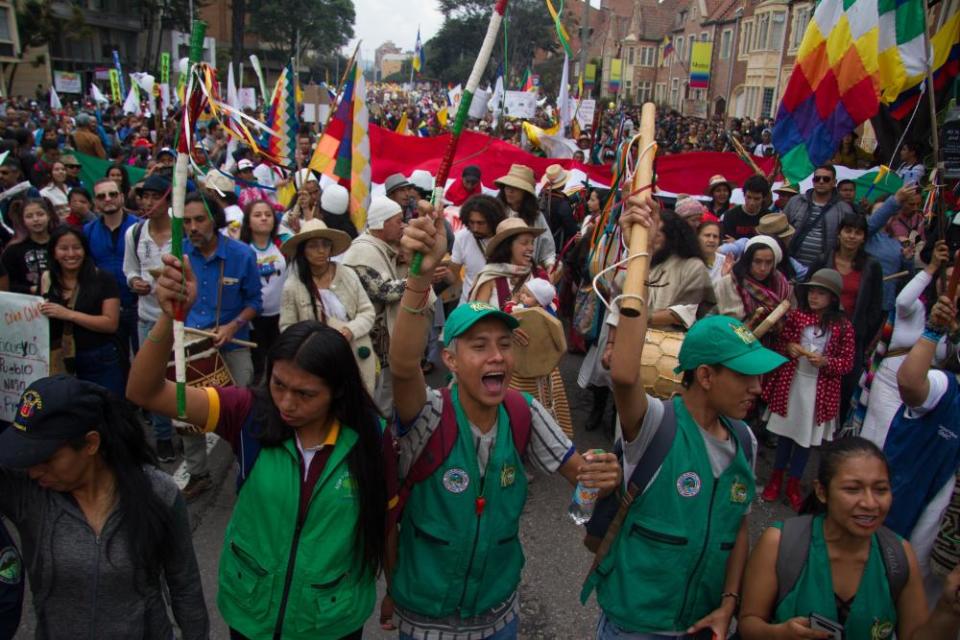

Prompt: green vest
xmin=774 ymin=515 xmax=898 ymax=640
xmin=216 ymin=427 xmax=376 ymax=639
xmin=392 ymin=384 xmax=529 ymax=618
xmin=583 ymin=396 xmax=755 ymax=633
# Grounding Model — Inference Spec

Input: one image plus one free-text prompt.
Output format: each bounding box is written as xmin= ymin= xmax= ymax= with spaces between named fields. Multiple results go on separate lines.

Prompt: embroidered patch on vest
xmin=676 ymin=471 xmax=701 ymax=498
xmin=442 ymin=468 xmax=470 ymax=494
xmin=0 ymin=546 xmax=22 ymax=585
xmin=870 ymin=619 xmax=894 ymax=639
xmin=500 ymin=464 xmax=516 ymax=488
xmin=730 ymin=477 xmax=748 ymax=504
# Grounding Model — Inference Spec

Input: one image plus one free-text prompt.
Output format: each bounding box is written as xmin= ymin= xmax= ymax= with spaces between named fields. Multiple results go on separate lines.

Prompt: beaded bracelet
xmin=922 ymin=325 xmax=946 ymax=343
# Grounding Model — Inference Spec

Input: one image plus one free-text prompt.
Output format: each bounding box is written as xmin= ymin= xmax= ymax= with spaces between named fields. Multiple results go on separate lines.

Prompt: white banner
xmin=238 ymin=87 xmax=257 ymax=110
xmin=503 ymin=91 xmax=537 ymax=119
xmin=0 ymin=293 xmax=49 ymax=421
xmin=53 ymin=71 xmax=82 ymax=94
xmin=575 ymin=99 xmax=596 ymax=128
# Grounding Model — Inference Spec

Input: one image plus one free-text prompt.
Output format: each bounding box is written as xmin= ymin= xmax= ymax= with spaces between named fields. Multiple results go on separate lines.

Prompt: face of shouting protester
xmin=442 ymin=318 xmax=514 ymax=409
xmin=183 ymin=201 xmax=217 ymax=252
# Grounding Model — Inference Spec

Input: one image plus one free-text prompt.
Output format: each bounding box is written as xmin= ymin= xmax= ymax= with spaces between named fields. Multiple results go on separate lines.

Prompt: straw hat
xmin=280 ymin=218 xmax=352 ymax=259
xmin=773 ymin=183 xmax=799 ymax=195
xmin=756 ymin=213 xmax=795 ymax=240
xmin=543 ymin=164 xmax=569 ymax=190
xmin=203 ymin=171 xmax=235 ymax=195
xmin=494 ymin=164 xmax=536 ymax=195
xmin=706 ymin=174 xmax=735 ymax=195
xmin=485 ymin=217 xmax=545 ymax=259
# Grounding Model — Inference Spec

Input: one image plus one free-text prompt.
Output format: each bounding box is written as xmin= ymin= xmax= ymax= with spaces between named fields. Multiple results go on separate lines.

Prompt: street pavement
xmin=11 ymin=351 xmax=799 ymax=639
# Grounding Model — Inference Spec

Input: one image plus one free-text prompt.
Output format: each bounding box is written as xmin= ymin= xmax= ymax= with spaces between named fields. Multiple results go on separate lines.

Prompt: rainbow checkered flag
xmin=773 ymin=0 xmax=928 ymax=183
xmin=308 ymin=61 xmax=370 ymax=229
xmin=262 ymin=63 xmax=298 ymax=168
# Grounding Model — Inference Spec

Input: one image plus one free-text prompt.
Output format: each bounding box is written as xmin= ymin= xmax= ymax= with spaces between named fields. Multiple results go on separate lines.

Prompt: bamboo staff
xmin=410 ymin=0 xmax=509 ymax=275
xmin=170 ymin=20 xmax=207 ymax=419
xmin=619 ymin=102 xmax=657 ymax=318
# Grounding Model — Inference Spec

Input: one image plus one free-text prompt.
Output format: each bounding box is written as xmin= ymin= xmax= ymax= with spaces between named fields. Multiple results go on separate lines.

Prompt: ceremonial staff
xmin=410 ymin=0 xmax=509 ymax=275
xmin=619 ymin=102 xmax=657 ymax=318
xmin=170 ymin=21 xmax=207 ymax=418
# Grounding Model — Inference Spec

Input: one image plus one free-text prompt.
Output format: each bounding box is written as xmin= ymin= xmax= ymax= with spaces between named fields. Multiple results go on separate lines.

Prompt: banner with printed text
xmin=0 ymin=293 xmax=49 ymax=422
xmin=53 ymin=71 xmax=82 ymax=94
xmin=690 ymin=42 xmax=713 ymax=89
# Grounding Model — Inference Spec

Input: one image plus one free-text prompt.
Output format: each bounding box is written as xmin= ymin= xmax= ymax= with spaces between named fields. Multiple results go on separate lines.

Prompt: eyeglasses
xmin=813 ymin=175 xmax=833 ymax=183
xmin=95 ymin=191 xmax=120 ymax=200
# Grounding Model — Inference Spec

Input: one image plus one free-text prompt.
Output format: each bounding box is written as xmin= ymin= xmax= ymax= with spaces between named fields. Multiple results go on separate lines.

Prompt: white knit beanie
xmin=524 ymin=278 xmax=556 ymax=308
xmin=745 ymin=234 xmax=783 ymax=267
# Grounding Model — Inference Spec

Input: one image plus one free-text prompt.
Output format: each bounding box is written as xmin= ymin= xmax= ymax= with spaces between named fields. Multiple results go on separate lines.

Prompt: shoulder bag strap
xmin=776 ymin=515 xmax=814 ymax=606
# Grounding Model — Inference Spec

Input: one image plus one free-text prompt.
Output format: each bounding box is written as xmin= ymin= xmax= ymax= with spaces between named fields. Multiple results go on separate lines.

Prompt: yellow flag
xmin=395 ymin=112 xmax=410 ymax=135
xmin=437 ymin=106 xmax=448 ymax=129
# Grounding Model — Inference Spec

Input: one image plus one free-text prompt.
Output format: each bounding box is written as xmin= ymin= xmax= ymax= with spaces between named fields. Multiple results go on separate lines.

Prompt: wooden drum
xmin=165 ymin=335 xmax=235 ymax=433
xmin=512 ymin=307 xmax=566 ymax=378
xmin=641 ymin=329 xmax=684 ymax=398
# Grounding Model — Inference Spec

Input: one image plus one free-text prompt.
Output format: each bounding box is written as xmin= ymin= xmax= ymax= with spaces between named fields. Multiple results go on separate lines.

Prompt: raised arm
xmin=126 ymin=253 xmax=210 ymax=428
xmin=609 ymin=196 xmax=660 ymax=442
xmin=389 ymin=202 xmax=448 ymax=424
xmin=898 ymin=295 xmax=955 ymax=408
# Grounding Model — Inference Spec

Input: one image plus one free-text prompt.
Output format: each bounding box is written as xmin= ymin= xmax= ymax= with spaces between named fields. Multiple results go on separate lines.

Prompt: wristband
xmin=922 ymin=325 xmax=946 ymax=343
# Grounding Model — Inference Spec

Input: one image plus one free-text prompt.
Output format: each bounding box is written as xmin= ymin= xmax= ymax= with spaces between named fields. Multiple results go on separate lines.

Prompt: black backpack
xmin=775 ymin=514 xmax=908 ymax=607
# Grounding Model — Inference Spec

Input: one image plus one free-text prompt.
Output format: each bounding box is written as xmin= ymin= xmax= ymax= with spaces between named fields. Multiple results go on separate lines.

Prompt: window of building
xmin=691 ymin=87 xmax=706 ymax=101
xmin=701 ymin=31 xmax=710 ymax=41
xmin=739 ymin=20 xmax=754 ymax=57
xmin=675 ymin=35 xmax=684 ymax=62
xmin=638 ymin=81 xmax=652 ymax=102
xmin=720 ymin=28 xmax=732 ymax=58
xmin=656 ymin=82 xmax=666 ymax=102
xmin=755 ymin=13 xmax=769 ymax=51
xmin=671 ymin=77 xmax=680 ymax=107
xmin=762 ymin=87 xmax=775 ymax=117
xmin=769 ymin=11 xmax=786 ymax=50
xmin=640 ymin=46 xmax=656 ymax=67
xmin=790 ymin=4 xmax=812 ymax=50
xmin=0 ymin=8 xmax=12 ymax=42
xmin=627 ymin=47 xmax=635 ymax=65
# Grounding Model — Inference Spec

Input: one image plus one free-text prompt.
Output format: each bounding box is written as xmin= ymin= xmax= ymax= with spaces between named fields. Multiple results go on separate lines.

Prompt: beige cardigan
xmin=279 ymin=263 xmax=377 ymax=394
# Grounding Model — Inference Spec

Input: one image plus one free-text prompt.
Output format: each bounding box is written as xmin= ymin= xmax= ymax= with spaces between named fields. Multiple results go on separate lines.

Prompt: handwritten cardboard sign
xmin=0 ymin=293 xmax=49 ymax=421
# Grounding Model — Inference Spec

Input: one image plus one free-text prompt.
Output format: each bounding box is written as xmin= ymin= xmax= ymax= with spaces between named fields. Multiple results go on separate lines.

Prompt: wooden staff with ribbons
xmin=409 ymin=0 xmax=509 ymax=275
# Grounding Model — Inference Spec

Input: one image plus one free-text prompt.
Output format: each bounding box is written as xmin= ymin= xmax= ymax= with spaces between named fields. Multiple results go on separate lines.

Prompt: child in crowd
xmin=761 ymin=268 xmax=855 ymax=511
xmin=509 ymin=277 xmax=557 ymax=315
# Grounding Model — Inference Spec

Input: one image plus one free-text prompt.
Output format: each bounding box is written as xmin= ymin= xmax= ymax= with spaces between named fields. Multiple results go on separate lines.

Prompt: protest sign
xmin=53 ymin=71 xmax=82 ymax=94
xmin=503 ymin=91 xmax=537 ymax=119
xmin=0 ymin=292 xmax=49 ymax=421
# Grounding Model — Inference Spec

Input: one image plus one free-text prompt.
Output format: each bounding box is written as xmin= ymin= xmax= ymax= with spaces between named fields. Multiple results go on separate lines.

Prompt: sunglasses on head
xmin=813 ymin=175 xmax=833 ymax=183
xmin=95 ymin=191 xmax=120 ymax=199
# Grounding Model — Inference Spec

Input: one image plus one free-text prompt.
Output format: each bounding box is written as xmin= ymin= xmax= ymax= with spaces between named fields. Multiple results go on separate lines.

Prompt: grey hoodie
xmin=0 ymin=465 xmax=209 ymax=639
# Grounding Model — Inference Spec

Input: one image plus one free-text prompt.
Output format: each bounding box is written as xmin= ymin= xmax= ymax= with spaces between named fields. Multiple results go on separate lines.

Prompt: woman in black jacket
xmin=809 ymin=213 xmax=883 ymax=422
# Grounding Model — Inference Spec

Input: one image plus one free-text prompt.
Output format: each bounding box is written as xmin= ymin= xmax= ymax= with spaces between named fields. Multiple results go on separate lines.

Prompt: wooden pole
xmin=619 ymin=102 xmax=657 ymax=318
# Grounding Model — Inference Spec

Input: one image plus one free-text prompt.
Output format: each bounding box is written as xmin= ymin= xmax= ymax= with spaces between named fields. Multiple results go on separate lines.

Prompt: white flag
xmin=227 ymin=62 xmax=239 ymax=109
xmin=122 ymin=85 xmax=140 ymax=115
xmin=49 ymin=87 xmax=62 ymax=111
xmin=130 ymin=73 xmax=155 ymax=115
xmin=490 ymin=75 xmax=504 ymax=131
xmin=558 ymin=53 xmax=571 ymax=131
xmin=90 ymin=83 xmax=109 ymax=104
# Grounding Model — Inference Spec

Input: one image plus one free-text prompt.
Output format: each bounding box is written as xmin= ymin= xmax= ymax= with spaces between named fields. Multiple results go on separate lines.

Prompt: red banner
xmin=368 ymin=124 xmax=777 ymax=197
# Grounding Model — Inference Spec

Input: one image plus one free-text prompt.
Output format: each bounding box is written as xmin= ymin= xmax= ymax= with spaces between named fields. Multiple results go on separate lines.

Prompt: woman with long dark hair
xmin=279 ymin=219 xmax=376 ymax=394
xmin=39 ymin=226 xmax=123 ymax=395
xmin=128 ymin=254 xmax=388 ymax=640
xmin=38 ymin=160 xmax=70 ymax=218
xmin=741 ymin=437 xmax=960 ymax=639
xmin=106 ymin=163 xmax=131 ymax=200
xmin=240 ymin=198 xmax=286 ymax=381
xmin=1 ymin=197 xmax=59 ymax=294
xmin=715 ymin=235 xmax=793 ymax=331
xmin=810 ymin=212 xmax=884 ymax=423
xmin=0 ymin=374 xmax=208 ymax=638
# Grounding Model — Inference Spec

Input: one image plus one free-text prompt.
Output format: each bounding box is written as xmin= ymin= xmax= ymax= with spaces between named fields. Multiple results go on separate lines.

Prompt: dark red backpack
xmin=384 ymin=387 xmax=533 ymax=528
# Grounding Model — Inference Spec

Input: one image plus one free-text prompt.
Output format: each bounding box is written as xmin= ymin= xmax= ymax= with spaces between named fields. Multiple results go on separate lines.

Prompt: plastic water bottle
xmin=568 ymin=449 xmax=604 ymax=525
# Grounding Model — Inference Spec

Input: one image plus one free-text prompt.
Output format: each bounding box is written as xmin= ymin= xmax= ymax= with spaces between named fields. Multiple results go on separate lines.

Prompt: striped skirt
xmin=510 ymin=368 xmax=574 ymax=439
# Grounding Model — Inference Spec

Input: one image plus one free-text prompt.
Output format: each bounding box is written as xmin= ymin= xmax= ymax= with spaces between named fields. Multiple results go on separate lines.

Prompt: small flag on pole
xmin=413 ymin=28 xmax=424 ymax=74
xmin=49 ymin=87 xmax=62 ymax=111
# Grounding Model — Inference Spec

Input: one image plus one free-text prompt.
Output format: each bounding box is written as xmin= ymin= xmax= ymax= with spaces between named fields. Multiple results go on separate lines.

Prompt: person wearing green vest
xmin=583 ymin=195 xmax=787 ymax=639
xmin=385 ymin=204 xmax=621 ymax=639
xmin=739 ymin=436 xmax=960 ymax=639
xmin=127 ymin=252 xmax=388 ymax=640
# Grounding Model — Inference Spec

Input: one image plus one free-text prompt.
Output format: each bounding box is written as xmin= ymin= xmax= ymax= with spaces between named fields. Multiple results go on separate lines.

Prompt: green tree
xmin=248 ymin=0 xmax=354 ymax=65
xmin=426 ymin=0 xmax=558 ymax=87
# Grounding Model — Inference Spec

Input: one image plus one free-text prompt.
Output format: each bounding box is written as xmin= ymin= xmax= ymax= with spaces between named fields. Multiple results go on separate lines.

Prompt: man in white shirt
xmin=449 ymin=194 xmax=508 ymax=303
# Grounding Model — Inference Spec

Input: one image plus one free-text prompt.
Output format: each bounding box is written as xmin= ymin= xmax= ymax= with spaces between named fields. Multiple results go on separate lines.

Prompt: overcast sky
xmin=347 ymin=0 xmax=446 ymax=63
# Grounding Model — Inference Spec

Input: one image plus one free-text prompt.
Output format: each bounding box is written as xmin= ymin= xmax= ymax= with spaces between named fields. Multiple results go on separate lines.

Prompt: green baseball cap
xmin=443 ymin=301 xmax=519 ymax=346
xmin=674 ymin=315 xmax=787 ymax=375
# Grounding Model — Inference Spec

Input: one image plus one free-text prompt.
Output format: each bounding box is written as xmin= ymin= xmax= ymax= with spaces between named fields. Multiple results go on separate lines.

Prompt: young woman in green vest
xmin=127 ymin=253 xmax=387 ymax=640
xmin=586 ymin=195 xmax=788 ymax=639
xmin=739 ymin=437 xmax=960 ymax=639
xmin=385 ymin=205 xmax=621 ymax=638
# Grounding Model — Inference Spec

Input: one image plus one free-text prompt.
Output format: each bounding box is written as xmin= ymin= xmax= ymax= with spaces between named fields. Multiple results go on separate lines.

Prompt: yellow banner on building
xmin=609 ymin=59 xmax=622 ymax=93
xmin=689 ymin=42 xmax=713 ymax=89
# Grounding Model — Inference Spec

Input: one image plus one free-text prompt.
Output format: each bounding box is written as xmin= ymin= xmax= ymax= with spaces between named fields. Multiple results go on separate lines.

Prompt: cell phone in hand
xmin=809 ymin=612 xmax=843 ymax=640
